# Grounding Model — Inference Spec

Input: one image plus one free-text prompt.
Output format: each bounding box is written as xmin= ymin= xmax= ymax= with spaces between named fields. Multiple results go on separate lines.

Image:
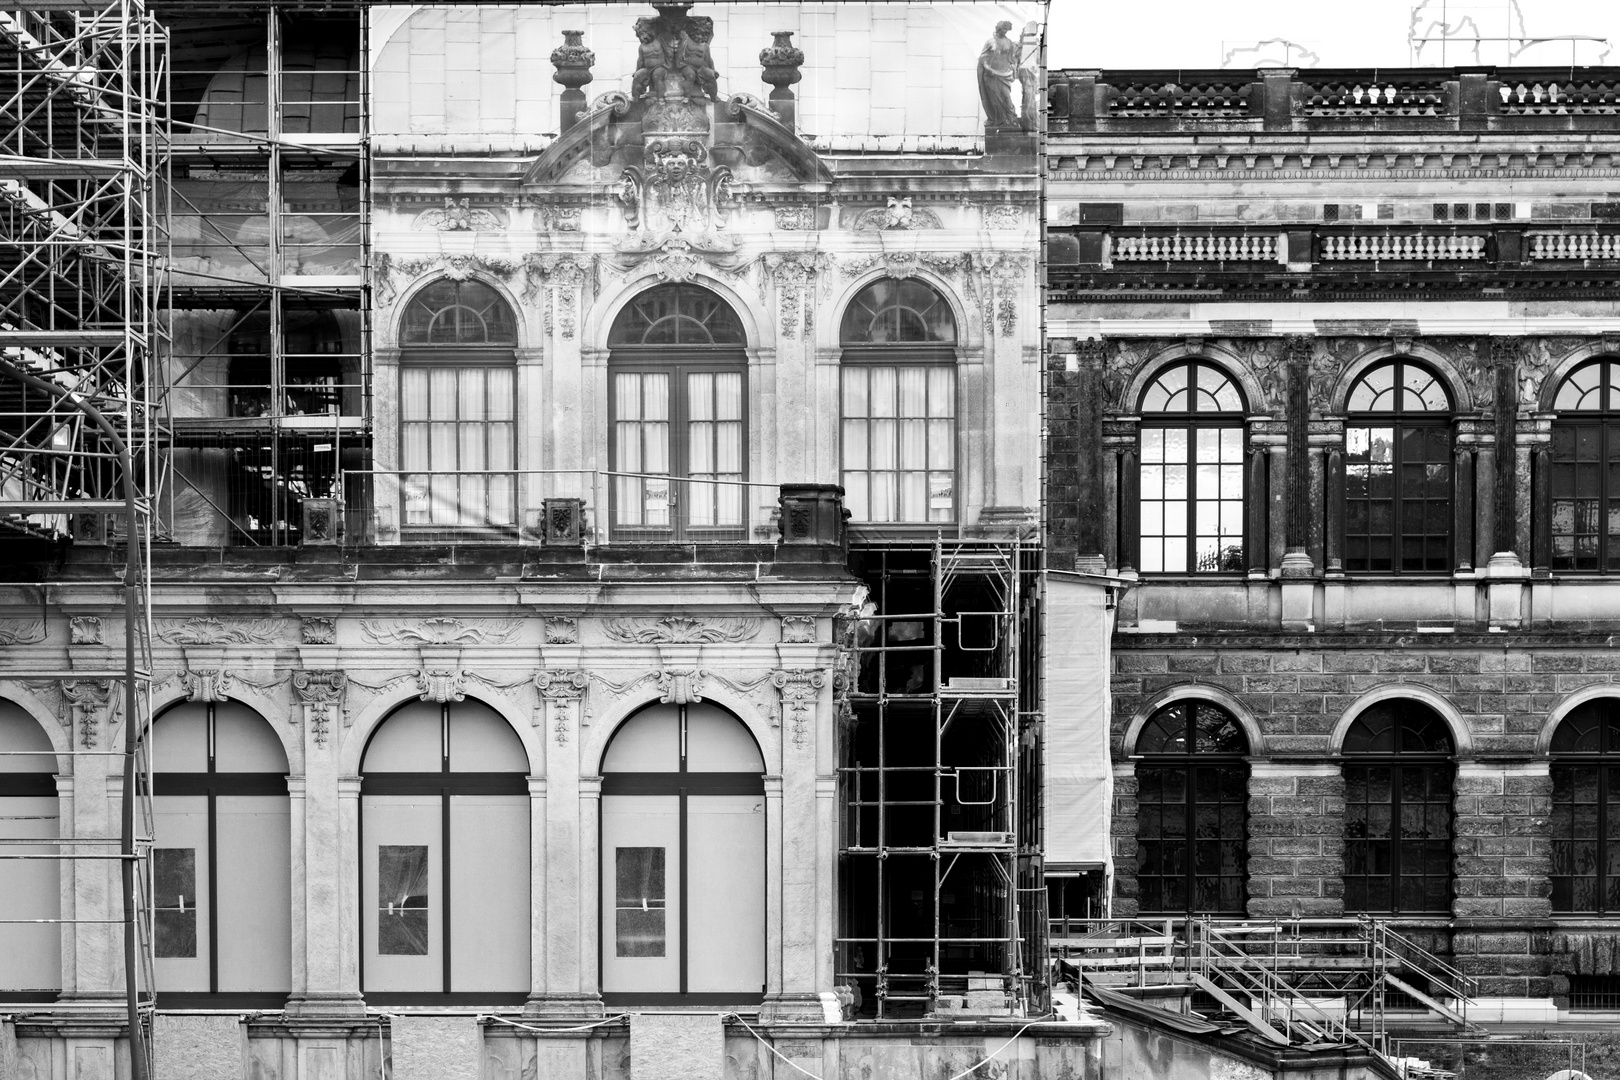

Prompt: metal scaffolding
xmin=0 ymin=1 xmax=168 ymax=1076
xmin=836 ymin=537 xmax=1046 ymax=1019
xmin=160 ymin=4 xmax=369 ymax=547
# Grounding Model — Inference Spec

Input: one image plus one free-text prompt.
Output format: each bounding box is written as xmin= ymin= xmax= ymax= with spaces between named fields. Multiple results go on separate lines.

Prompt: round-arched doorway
xmin=600 ymin=701 xmax=765 ymax=1003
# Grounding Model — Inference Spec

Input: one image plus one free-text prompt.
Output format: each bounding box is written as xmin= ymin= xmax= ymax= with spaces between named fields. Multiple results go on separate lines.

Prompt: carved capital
xmin=535 ymin=668 xmax=588 ymax=700
xmin=292 ymin=670 xmax=347 ymax=747
xmin=61 ymin=678 xmax=115 ymax=749
xmin=772 ymin=669 xmax=825 ymax=748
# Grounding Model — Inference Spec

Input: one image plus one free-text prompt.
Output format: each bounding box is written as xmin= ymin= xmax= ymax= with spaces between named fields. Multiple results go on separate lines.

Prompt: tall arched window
xmin=1342 ymin=701 xmax=1454 ymax=914
xmin=150 ymin=700 xmax=291 ymax=1003
xmin=600 ymin=702 xmax=764 ymax=1003
xmin=399 ymin=280 xmax=518 ymax=533
xmin=608 ymin=284 xmax=748 ymax=542
xmin=1137 ymin=360 xmax=1246 ymax=573
xmin=1344 ymin=359 xmax=1452 ymax=573
xmin=1134 ymin=701 xmax=1248 ymax=914
xmin=0 ymin=701 xmax=59 ymax=1000
xmin=360 ymin=699 xmax=529 ymax=1003
xmin=1549 ymin=359 xmax=1620 ymax=572
xmin=1551 ymin=698 xmax=1620 ymax=912
xmin=839 ymin=279 xmax=957 ymax=524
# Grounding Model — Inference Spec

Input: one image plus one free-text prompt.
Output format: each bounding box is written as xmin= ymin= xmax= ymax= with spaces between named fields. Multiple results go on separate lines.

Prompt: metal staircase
xmin=1055 ymin=916 xmax=1482 ymax=1060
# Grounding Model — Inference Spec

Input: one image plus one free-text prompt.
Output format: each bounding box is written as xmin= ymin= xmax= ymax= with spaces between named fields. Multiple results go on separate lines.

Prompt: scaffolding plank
xmin=0 ymin=330 xmax=125 ymax=346
xmin=0 ymin=156 xmax=121 ymax=179
xmin=1189 ymin=975 xmax=1292 ymax=1046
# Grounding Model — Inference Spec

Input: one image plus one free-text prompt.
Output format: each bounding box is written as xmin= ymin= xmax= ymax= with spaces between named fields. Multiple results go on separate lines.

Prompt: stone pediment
xmin=522 ymin=91 xmax=832 ymax=190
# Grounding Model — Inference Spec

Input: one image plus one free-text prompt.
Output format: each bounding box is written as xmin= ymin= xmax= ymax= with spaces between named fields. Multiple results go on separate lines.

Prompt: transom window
xmin=1342 ymin=701 xmax=1454 ymax=915
xmin=1138 ymin=360 xmax=1246 ymax=573
xmin=1550 ymin=359 xmax=1620 ymax=572
xmin=1134 ymin=701 xmax=1248 ymax=915
xmin=1344 ymin=359 xmax=1453 ymax=574
xmin=400 ymin=280 xmax=517 ymax=533
xmin=608 ymin=285 xmax=748 ymax=542
xmin=840 ymin=280 xmax=958 ymax=524
xmin=1551 ymin=699 xmax=1620 ymax=913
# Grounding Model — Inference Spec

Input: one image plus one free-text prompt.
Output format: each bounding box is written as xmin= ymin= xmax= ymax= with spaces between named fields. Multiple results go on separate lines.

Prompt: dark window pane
xmin=615 ymin=847 xmax=667 ymax=957
xmin=154 ymin=848 xmax=198 ymax=959
xmin=378 ymin=844 xmax=430 ymax=956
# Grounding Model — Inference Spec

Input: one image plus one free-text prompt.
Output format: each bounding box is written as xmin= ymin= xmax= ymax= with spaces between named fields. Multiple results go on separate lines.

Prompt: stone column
xmin=1246 ymin=762 xmax=1345 ymax=918
xmin=60 ymin=683 xmax=119 ymax=1002
xmin=527 ymin=776 xmax=547 ymax=1001
xmin=1451 ymin=761 xmax=1555 ymax=1018
xmin=1109 ymin=762 xmax=1138 ymax=918
xmin=286 ymin=672 xmax=362 ymax=1017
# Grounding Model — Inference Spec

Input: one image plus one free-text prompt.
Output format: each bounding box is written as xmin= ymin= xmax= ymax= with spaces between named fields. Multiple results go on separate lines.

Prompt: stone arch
xmin=582 ymin=679 xmax=781 ymax=778
xmin=384 ymin=271 xmax=530 ymax=351
xmin=1536 ymin=685 xmax=1620 ymax=755
xmin=0 ymin=683 xmax=73 ymax=769
xmin=822 ymin=269 xmax=975 ymax=355
xmin=1116 ymin=342 xmax=1267 ymax=417
xmin=146 ymin=682 xmax=304 ymax=774
xmin=1330 ymin=684 xmax=1474 ymax=757
xmin=584 ymin=271 xmax=765 ymax=353
xmin=340 ymin=684 xmax=544 ymax=777
xmin=1330 ymin=344 xmax=1474 ymax=414
xmin=1121 ymin=683 xmax=1265 ymax=759
xmin=1537 ymin=341 xmax=1620 ymax=412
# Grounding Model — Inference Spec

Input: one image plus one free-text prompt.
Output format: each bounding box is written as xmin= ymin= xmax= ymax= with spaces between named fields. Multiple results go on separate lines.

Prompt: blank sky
xmin=1046 ymin=0 xmax=1618 ymax=69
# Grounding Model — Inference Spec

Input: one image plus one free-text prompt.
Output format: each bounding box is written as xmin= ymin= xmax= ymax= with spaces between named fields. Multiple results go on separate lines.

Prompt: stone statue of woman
xmin=978 ymin=20 xmax=1022 ymax=132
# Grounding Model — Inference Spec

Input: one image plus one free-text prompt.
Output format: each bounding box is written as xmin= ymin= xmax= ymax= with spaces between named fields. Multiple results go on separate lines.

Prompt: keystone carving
xmin=300 ymin=617 xmax=336 ymax=645
xmin=543 ymin=617 xmax=580 ymax=645
xmin=780 ymin=615 xmax=817 ymax=644
xmin=417 ymin=668 xmax=468 ymax=704
xmin=657 ymin=668 xmax=706 ymax=705
xmin=70 ymin=617 xmax=102 ymax=645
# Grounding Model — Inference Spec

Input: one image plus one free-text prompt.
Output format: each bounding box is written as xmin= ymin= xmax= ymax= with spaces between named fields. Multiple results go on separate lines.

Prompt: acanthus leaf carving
xmin=417 ymin=668 xmax=468 ymax=704
xmin=360 ymin=617 xmax=522 ymax=647
xmin=602 ymin=616 xmax=761 ymax=644
xmin=0 ymin=620 xmax=46 ymax=645
xmin=291 ymin=670 xmax=348 ymax=747
xmin=300 ymin=617 xmax=336 ymax=645
xmin=61 ymin=678 xmax=115 ymax=748
xmin=764 ymin=252 xmax=829 ymax=338
xmin=535 ymin=668 xmax=589 ymax=746
xmin=780 ymin=615 xmax=816 ymax=643
xmin=772 ymin=669 xmax=826 ymax=748
xmin=69 ymin=616 xmax=102 ymax=645
xmin=157 ymin=617 xmax=285 ymax=646
xmin=182 ymin=667 xmax=234 ymax=704
xmin=656 ymin=668 xmax=706 ymax=705
xmin=543 ymin=616 xmax=579 ymax=644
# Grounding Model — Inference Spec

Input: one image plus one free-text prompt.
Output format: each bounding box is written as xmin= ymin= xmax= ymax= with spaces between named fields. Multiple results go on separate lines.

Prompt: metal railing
xmin=340 ymin=469 xmax=781 ymax=547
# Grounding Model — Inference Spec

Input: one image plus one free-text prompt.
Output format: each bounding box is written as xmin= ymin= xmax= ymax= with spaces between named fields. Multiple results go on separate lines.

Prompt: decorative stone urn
xmin=759 ymin=31 xmax=804 ymax=130
xmin=550 ymin=30 xmax=594 ymax=132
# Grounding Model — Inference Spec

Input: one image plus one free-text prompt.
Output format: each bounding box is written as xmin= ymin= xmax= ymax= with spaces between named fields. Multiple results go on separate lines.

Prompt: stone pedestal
xmin=1484 ymin=551 xmax=1528 ymax=628
xmin=1279 ymin=550 xmax=1317 ymax=631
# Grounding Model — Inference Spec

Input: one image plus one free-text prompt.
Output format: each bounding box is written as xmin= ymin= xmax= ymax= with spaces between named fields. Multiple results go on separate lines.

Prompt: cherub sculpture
xmin=631 ymin=18 xmax=672 ymax=100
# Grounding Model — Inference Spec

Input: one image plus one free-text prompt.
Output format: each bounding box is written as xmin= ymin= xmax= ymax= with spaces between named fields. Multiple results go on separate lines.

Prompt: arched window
xmin=360 ymin=699 xmax=529 ymax=1003
xmin=400 ymin=280 xmax=518 ymax=533
xmin=1137 ymin=360 xmax=1246 ymax=573
xmin=1134 ymin=701 xmax=1248 ymax=914
xmin=1549 ymin=359 xmax=1620 ymax=572
xmin=600 ymin=702 xmax=764 ymax=1003
xmin=608 ymin=284 xmax=748 ymax=542
xmin=1551 ymin=698 xmax=1620 ymax=912
xmin=1344 ymin=359 xmax=1453 ymax=573
xmin=150 ymin=700 xmax=291 ymax=1003
xmin=1342 ymin=701 xmax=1454 ymax=914
xmin=0 ymin=701 xmax=59 ymax=999
xmin=839 ymin=280 xmax=957 ymax=524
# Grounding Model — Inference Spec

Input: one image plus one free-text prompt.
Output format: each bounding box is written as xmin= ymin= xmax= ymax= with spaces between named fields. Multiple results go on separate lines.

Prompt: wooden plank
xmin=1066 ymin=954 xmax=1178 ymax=969
xmin=1189 ymin=974 xmax=1291 ymax=1046
xmin=1385 ymin=973 xmax=1469 ymax=1026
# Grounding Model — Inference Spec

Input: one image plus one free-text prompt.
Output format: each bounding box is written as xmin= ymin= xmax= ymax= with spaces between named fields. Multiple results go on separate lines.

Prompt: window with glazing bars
xmin=1137 ymin=360 xmax=1246 ymax=573
xmin=1551 ymin=698 xmax=1620 ymax=912
xmin=1342 ymin=701 xmax=1454 ymax=914
xmin=1344 ymin=360 xmax=1452 ymax=573
xmin=1134 ymin=701 xmax=1249 ymax=914
xmin=1550 ymin=359 xmax=1620 ymax=572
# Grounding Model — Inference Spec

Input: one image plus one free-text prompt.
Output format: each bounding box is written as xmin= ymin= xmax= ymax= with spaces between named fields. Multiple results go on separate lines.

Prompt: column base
xmin=523 ymin=993 xmax=607 ymax=1020
xmin=758 ymin=993 xmax=840 ymax=1024
xmin=283 ymin=992 xmax=367 ymax=1019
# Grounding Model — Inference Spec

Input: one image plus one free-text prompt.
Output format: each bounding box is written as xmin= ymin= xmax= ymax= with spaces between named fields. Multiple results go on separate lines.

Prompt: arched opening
xmin=608 ymin=284 xmax=748 ymax=542
xmin=1550 ymin=697 xmax=1620 ymax=912
xmin=399 ymin=280 xmax=519 ymax=534
xmin=1344 ymin=358 xmax=1454 ymax=574
xmin=1136 ymin=359 xmax=1247 ymax=573
xmin=600 ymin=702 xmax=764 ymax=1003
xmin=360 ymin=698 xmax=529 ymax=1003
xmin=839 ymin=279 xmax=958 ymax=524
xmin=1133 ymin=700 xmax=1249 ymax=914
xmin=0 ymin=701 xmax=60 ymax=999
xmin=150 ymin=699 xmax=291 ymax=1003
xmin=1548 ymin=358 xmax=1620 ymax=572
xmin=1342 ymin=700 xmax=1455 ymax=914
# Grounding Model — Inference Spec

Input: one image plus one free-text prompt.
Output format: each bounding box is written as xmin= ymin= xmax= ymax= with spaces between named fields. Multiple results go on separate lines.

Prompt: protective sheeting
xmin=1042 ymin=572 xmax=1114 ymax=872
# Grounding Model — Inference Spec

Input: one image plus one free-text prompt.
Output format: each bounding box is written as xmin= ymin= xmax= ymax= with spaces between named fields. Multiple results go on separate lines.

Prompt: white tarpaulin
xmin=1042 ymin=573 xmax=1114 ymax=873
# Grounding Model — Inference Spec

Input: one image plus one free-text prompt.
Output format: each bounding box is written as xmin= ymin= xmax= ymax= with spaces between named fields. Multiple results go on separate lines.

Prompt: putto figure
xmin=676 ymin=20 xmax=719 ymax=101
xmin=978 ymin=20 xmax=1023 ymax=132
xmin=631 ymin=18 xmax=672 ymax=99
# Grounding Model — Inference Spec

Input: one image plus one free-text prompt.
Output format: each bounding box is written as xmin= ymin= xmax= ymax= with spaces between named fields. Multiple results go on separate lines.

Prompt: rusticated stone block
xmin=1221 ymin=654 xmax=1269 ymax=674
xmin=1532 ymin=654 xmax=1583 ymax=672
xmin=1377 ymin=654 xmax=1428 ymax=672
xmin=1296 ymin=776 xmax=1345 ymax=796
xmin=1115 ymin=654 xmax=1168 ymax=673
xmin=1167 ymin=653 xmax=1218 ymax=673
